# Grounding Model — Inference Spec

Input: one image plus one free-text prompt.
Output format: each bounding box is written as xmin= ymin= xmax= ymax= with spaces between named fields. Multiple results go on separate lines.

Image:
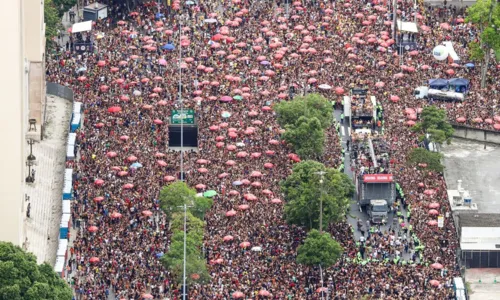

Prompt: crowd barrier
xmin=63 ymin=169 xmax=73 ymax=200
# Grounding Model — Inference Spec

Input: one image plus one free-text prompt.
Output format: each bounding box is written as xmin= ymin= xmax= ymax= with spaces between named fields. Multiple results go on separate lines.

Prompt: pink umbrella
xmin=142 ymin=210 xmax=153 ymax=217
xmin=237 ymin=151 xmax=248 ymax=158
xmin=94 ymin=179 xmax=104 ymax=186
xmin=90 ymin=257 xmax=100 ymax=263
xmin=269 ymin=139 xmax=279 ymax=145
xmin=111 ymin=212 xmax=122 ymax=218
xmin=229 ymin=190 xmax=240 ymax=196
xmin=198 ymin=168 xmax=208 ymax=173
xmin=429 ymin=202 xmax=440 ymax=209
xmin=258 ymin=290 xmax=271 ymax=297
xmin=238 ymin=204 xmax=249 ymax=210
xmin=117 ymin=171 xmax=128 ymax=177
xmin=123 ymin=183 xmax=134 ymax=189
xmin=93 ymin=196 xmax=104 ymax=202
xmin=264 ymin=163 xmax=274 ymax=168
xmin=164 ymin=176 xmax=176 ymax=182
xmin=195 ymin=184 xmax=206 ymax=189
xmin=157 ymin=160 xmax=167 ymax=167
xmin=431 ymin=263 xmax=443 ymax=269
xmin=427 ymin=220 xmax=438 ymax=226
xmin=271 ymin=198 xmax=282 ymax=204
xmin=223 ymin=235 xmax=234 ymax=242
xmin=88 ymin=225 xmax=98 ymax=232
xmin=227 ymin=145 xmax=237 ymax=151
xmin=239 ymin=241 xmax=251 ymax=248
xmin=456 ymin=117 xmax=466 ymax=123
xmin=429 ymin=209 xmax=439 ymax=215
xmin=218 ymin=172 xmax=229 ymax=178
xmin=429 ymin=280 xmax=440 ymax=287
xmin=226 ymin=160 xmax=236 ymax=166
xmin=232 ymin=291 xmax=245 ymax=299
xmin=251 ymin=152 xmax=262 ymax=158
xmin=226 ymin=210 xmax=237 ymax=217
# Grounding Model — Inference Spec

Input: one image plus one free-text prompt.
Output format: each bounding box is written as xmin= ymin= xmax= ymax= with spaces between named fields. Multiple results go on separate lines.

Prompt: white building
xmin=0 ymin=0 xmax=46 ymax=246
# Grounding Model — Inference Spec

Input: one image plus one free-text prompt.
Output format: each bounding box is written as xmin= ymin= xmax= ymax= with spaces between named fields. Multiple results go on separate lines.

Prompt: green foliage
xmin=0 ymin=242 xmax=72 ymax=300
xmin=159 ymin=181 xmax=197 ymax=218
xmin=53 ymin=0 xmax=77 ymax=17
xmin=281 ymin=160 xmax=355 ymax=230
xmin=192 ymin=196 xmax=213 ymax=220
xmin=275 ymin=93 xmax=333 ymax=129
xmin=44 ymin=0 xmax=61 ymax=41
xmin=411 ymin=106 xmax=454 ymax=144
xmin=296 ymin=229 xmax=343 ymax=267
xmin=170 ymin=211 xmax=205 ymax=241
xmin=408 ymin=148 xmax=445 ymax=173
xmin=468 ymin=41 xmax=485 ymax=62
xmin=165 ymin=254 xmax=210 ymax=285
xmin=283 ymin=116 xmax=325 ymax=159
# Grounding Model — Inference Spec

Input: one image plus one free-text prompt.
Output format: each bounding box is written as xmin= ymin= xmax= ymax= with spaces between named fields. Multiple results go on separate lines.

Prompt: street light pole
xmin=178 ymin=16 xmax=184 ymax=181
xmin=319 ymin=264 xmax=325 ymax=300
xmin=183 ymin=203 xmax=187 ymax=300
xmin=314 ymin=171 xmax=326 ymax=233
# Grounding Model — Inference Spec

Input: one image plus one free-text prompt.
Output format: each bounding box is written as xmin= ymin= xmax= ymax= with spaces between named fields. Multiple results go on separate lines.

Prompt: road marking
xmin=347 ymin=127 xmax=351 ymax=137
xmin=340 ymin=126 xmax=345 ymax=137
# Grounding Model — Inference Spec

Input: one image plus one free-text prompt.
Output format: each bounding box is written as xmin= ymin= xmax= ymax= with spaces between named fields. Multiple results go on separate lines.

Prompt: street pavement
xmin=333 ymin=108 xmax=413 ymax=261
xmin=24 ymin=95 xmax=72 ymax=265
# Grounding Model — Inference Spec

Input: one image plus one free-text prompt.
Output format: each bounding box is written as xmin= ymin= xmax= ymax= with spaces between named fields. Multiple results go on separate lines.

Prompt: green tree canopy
xmin=411 ymin=106 xmax=454 ymax=144
xmin=44 ymin=0 xmax=61 ymax=41
xmin=466 ymin=0 xmax=500 ymax=88
xmin=53 ymin=0 xmax=77 ymax=17
xmin=170 ymin=211 xmax=205 ymax=240
xmin=159 ymin=181 xmax=197 ymax=218
xmin=165 ymin=254 xmax=210 ymax=285
xmin=191 ymin=196 xmax=213 ymax=220
xmin=274 ymin=93 xmax=333 ymax=129
xmin=296 ymin=229 xmax=343 ymax=267
xmin=281 ymin=160 xmax=354 ymax=230
xmin=407 ymin=148 xmax=445 ymax=173
xmin=0 ymin=242 xmax=72 ymax=300
xmin=283 ymin=116 xmax=325 ymax=159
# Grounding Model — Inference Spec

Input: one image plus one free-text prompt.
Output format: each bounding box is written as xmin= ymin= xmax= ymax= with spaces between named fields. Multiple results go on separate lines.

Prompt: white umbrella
xmin=133 ymin=90 xmax=142 ymax=96
xmin=251 ymin=246 xmax=262 ymax=252
xmin=236 ymin=142 xmax=245 ymax=147
xmin=204 ymin=18 xmax=218 ymax=23
xmin=319 ymin=84 xmax=332 ymax=90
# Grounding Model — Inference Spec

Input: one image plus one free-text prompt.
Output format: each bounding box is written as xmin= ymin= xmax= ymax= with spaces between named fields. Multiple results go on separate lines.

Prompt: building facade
xmin=0 ymin=0 xmax=46 ymax=246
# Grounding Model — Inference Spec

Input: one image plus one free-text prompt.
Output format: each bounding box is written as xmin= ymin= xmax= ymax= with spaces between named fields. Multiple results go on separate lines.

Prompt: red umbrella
xmin=240 ymin=241 xmax=251 ymax=248
xmin=154 ymin=119 xmax=163 ymax=125
xmin=316 ymin=287 xmax=328 ymax=293
xmin=142 ymin=294 xmax=154 ymax=299
xmin=164 ymin=175 xmax=176 ymax=182
xmin=335 ymin=87 xmax=345 ymax=95
xmin=407 ymin=120 xmax=416 ymax=126
xmin=117 ymin=171 xmax=128 ymax=177
xmin=106 ymin=151 xmax=117 ymax=158
xmin=494 ymin=124 xmax=500 ymax=130
xmin=431 ymin=263 xmax=443 ymax=269
xmin=238 ymin=204 xmax=249 ymax=210
xmin=226 ymin=160 xmax=236 ymax=166
xmin=227 ymin=145 xmax=236 ymax=151
xmin=424 ymin=189 xmax=435 ymax=195
xmin=127 ymin=155 xmax=138 ymax=162
xmin=244 ymin=193 xmax=257 ymax=200
xmin=93 ymin=196 xmax=104 ymax=202
xmin=123 ymin=183 xmax=134 ymax=189
xmin=232 ymin=291 xmax=244 ymax=299
xmin=236 ymin=151 xmax=248 ymax=158
xmin=111 ymin=212 xmax=122 ymax=218
xmin=262 ymin=189 xmax=273 ymax=195
xmin=88 ymin=226 xmax=98 ymax=233
xmin=120 ymin=135 xmax=129 ymax=141
xmin=90 ymin=257 xmax=100 ymax=263
xmin=198 ymin=168 xmax=208 ymax=173
xmin=229 ymin=190 xmax=240 ymax=196
xmin=427 ymin=220 xmax=438 ymax=226
xmin=142 ymin=210 xmax=153 ymax=217
xmin=223 ymin=235 xmax=234 ymax=242
xmin=97 ymin=61 xmax=106 ymax=67
xmin=258 ymin=290 xmax=271 ymax=297
xmin=429 ymin=202 xmax=440 ymax=209
xmin=429 ymin=280 xmax=440 ymax=287
xmin=251 ymin=181 xmax=262 ymax=187
xmin=94 ymin=179 xmax=104 ymax=186
xmin=456 ymin=117 xmax=466 ymax=123
xmin=197 ymin=159 xmax=209 ymax=164
xmin=251 ymin=152 xmax=262 ymax=158
xmin=108 ymin=106 xmax=122 ymax=113
xmin=250 ymin=171 xmax=262 ymax=177
xmin=271 ymin=198 xmax=282 ymax=204
xmin=157 ymin=160 xmax=167 ymax=167
xmin=264 ymin=163 xmax=274 ymax=169
xmin=226 ymin=210 xmax=237 ymax=217
xmin=429 ymin=209 xmax=439 ymax=215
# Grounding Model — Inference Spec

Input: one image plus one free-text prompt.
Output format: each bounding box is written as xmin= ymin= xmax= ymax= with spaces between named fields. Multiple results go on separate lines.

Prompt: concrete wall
xmin=0 ymin=0 xmax=25 ymax=246
xmin=452 ymin=124 xmax=500 ymax=144
xmin=46 ymin=82 xmax=75 ymax=101
xmin=29 ymin=62 xmax=44 ymax=125
xmin=24 ymin=0 xmax=44 ymax=62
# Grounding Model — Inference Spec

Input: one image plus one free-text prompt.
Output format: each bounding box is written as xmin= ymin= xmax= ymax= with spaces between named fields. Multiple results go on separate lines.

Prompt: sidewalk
xmin=24 ymin=95 xmax=72 ymax=265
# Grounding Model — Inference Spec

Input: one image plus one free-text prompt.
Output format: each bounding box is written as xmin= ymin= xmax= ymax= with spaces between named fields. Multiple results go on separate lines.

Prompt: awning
xmin=71 ymin=21 xmax=93 ymax=33
xmin=397 ymin=20 xmax=418 ymax=33
xmin=461 ymin=227 xmax=500 ymax=251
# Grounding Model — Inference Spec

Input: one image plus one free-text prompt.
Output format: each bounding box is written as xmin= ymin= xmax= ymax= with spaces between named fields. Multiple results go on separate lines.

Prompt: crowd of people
xmin=44 ymin=0 xmax=500 ymax=299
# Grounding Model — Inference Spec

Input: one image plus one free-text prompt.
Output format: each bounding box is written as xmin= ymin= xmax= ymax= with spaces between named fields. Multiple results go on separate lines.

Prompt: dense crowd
xmin=44 ymin=0 xmax=500 ymax=299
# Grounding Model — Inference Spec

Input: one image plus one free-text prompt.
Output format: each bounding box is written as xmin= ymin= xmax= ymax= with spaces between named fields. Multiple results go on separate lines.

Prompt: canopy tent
xmin=449 ymin=78 xmax=470 ymax=93
xmin=396 ymin=20 xmax=418 ymax=33
xmin=428 ymin=79 xmax=448 ymax=89
xmin=72 ymin=21 xmax=93 ymax=33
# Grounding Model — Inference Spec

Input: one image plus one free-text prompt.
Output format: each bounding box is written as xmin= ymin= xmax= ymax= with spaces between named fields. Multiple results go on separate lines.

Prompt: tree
xmin=281 ymin=160 xmax=354 ymax=230
xmin=407 ymin=148 xmax=445 ymax=173
xmin=165 ymin=254 xmax=210 ymax=285
xmin=0 ymin=242 xmax=72 ymax=300
xmin=466 ymin=0 xmax=500 ymax=88
xmin=411 ymin=106 xmax=454 ymax=145
xmin=170 ymin=211 xmax=205 ymax=241
xmin=283 ymin=116 xmax=325 ymax=159
xmin=44 ymin=0 xmax=61 ymax=42
xmin=191 ymin=196 xmax=213 ymax=220
xmin=275 ymin=93 xmax=333 ymax=129
xmin=53 ymin=0 xmax=77 ymax=17
xmin=296 ymin=230 xmax=343 ymax=267
xmin=159 ymin=181 xmax=197 ymax=218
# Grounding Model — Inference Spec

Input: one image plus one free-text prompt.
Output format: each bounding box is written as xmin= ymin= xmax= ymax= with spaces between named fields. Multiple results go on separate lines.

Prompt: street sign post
xmin=438 ymin=216 xmax=444 ymax=228
xmin=171 ymin=109 xmax=195 ymax=124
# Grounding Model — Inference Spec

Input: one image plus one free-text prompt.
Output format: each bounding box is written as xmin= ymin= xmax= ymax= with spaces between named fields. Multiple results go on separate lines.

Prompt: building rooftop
xmin=459 ymin=214 xmax=500 ymax=228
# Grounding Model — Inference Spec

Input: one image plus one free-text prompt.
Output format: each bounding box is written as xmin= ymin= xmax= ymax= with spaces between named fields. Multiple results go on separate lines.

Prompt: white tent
xmin=396 ymin=20 xmax=418 ymax=33
xmin=71 ymin=21 xmax=93 ymax=33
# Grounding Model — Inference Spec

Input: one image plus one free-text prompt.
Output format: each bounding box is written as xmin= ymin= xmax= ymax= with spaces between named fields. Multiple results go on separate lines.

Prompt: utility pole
xmin=177 ymin=203 xmax=193 ymax=300
xmin=314 ymin=171 xmax=326 ymax=233
xmin=319 ymin=264 xmax=325 ymax=300
xmin=392 ymin=0 xmax=397 ymax=41
xmin=178 ymin=16 xmax=184 ymax=181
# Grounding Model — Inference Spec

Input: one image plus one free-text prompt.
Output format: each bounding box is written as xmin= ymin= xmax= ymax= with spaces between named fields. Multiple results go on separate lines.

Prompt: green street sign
xmin=171 ymin=109 xmax=195 ymax=124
